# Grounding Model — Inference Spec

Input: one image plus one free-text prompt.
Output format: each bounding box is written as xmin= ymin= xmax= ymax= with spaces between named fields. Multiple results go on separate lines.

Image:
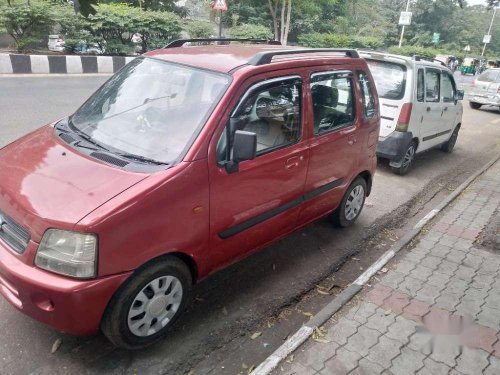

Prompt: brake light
xmin=395 ymin=103 xmax=412 ymax=132
xmin=471 ymin=80 xmax=476 ymax=87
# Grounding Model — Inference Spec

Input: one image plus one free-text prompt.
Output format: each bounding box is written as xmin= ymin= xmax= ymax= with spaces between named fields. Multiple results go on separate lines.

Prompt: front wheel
xmin=469 ymin=102 xmax=482 ymax=110
xmin=101 ymin=257 xmax=192 ymax=349
xmin=441 ymin=126 xmax=459 ymax=153
xmin=332 ymin=177 xmax=367 ymax=228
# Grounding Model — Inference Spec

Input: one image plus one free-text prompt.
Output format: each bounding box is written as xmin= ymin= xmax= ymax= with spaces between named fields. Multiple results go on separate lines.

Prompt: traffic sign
xmin=398 ymin=11 xmax=412 ymax=26
xmin=213 ymin=0 xmax=227 ymax=11
xmin=483 ymin=34 xmax=492 ymax=44
xmin=432 ymin=33 xmax=440 ymax=44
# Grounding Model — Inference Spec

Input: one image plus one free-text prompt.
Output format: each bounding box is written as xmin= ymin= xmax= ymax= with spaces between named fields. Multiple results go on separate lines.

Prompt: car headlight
xmin=35 ymin=229 xmax=98 ymax=279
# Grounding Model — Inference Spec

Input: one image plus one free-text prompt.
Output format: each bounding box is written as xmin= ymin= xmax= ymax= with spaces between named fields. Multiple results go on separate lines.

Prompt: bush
xmin=298 ymin=33 xmax=382 ymax=50
xmin=387 ymin=45 xmax=441 ymax=59
xmin=228 ymin=23 xmax=273 ymax=40
xmin=184 ymin=20 xmax=215 ymax=38
xmin=0 ymin=2 xmax=55 ymax=52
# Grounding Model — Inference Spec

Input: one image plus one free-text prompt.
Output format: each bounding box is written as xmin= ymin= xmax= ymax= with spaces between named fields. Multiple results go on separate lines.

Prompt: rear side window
xmin=358 ymin=71 xmax=376 ymax=118
xmin=425 ymin=69 xmax=440 ymax=103
xmin=417 ymin=69 xmax=425 ymax=102
xmin=366 ymin=59 xmax=407 ymax=100
xmin=477 ymin=69 xmax=500 ymax=82
xmin=442 ymin=73 xmax=456 ymax=103
xmin=310 ymin=72 xmax=355 ymax=134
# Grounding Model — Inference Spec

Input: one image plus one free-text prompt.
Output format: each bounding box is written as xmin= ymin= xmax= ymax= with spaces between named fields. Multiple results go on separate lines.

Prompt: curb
xmin=252 ymin=153 xmax=500 ymax=375
xmin=0 ymin=53 xmax=135 ymax=74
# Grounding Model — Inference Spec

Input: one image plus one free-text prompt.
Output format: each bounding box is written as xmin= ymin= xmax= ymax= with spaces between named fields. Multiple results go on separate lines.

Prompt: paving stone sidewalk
xmin=274 ymin=160 xmax=500 ymax=375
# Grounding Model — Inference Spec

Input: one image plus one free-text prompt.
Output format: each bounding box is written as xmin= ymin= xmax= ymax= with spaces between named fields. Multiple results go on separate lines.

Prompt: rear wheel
xmin=391 ymin=141 xmax=416 ymax=176
xmin=469 ymin=101 xmax=482 ymax=110
xmin=332 ymin=177 xmax=367 ymax=228
xmin=101 ymin=257 xmax=192 ymax=349
xmin=441 ymin=126 xmax=459 ymax=153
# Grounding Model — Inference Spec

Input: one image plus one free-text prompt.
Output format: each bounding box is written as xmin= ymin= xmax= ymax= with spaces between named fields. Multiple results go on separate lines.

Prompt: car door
xmin=420 ymin=67 xmax=443 ymax=149
xmin=440 ymin=70 xmax=459 ymax=138
xmin=207 ymin=74 xmax=309 ymax=271
xmin=298 ymin=69 xmax=360 ymax=224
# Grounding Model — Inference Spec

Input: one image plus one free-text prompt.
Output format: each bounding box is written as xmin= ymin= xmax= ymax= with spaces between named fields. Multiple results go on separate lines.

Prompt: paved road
xmin=0 ymin=74 xmax=499 ymax=375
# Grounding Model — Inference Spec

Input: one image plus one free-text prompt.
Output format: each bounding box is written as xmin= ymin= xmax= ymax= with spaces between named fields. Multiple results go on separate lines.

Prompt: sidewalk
xmin=274 ymin=161 xmax=500 ymax=375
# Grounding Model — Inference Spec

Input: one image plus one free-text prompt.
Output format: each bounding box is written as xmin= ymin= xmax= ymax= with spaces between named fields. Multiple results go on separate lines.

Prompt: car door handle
xmin=347 ymin=134 xmax=357 ymax=145
xmin=426 ymin=107 xmax=431 ymax=112
xmin=285 ymin=156 xmax=302 ymax=169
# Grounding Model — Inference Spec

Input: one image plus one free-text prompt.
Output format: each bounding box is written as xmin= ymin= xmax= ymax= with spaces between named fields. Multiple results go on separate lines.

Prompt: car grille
xmin=0 ymin=210 xmax=30 ymax=254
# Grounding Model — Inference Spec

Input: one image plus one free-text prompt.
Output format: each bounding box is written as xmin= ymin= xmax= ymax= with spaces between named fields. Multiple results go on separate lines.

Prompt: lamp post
xmin=481 ymin=7 xmax=497 ymax=57
xmin=398 ymin=0 xmax=412 ymax=48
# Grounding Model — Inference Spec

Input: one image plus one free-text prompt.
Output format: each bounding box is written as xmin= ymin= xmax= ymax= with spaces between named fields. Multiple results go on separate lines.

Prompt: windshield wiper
xmin=67 ymin=119 xmax=110 ymax=152
xmin=116 ymin=153 xmax=169 ymax=166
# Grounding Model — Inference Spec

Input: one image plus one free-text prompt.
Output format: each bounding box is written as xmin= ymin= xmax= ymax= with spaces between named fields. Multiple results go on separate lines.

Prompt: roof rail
xmin=412 ymin=55 xmax=447 ymax=67
xmin=165 ymin=38 xmax=282 ymax=48
xmin=248 ymin=48 xmax=359 ymax=66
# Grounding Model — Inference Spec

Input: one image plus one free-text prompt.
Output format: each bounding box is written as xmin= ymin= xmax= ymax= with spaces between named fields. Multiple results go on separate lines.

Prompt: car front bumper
xmin=376 ymin=131 xmax=414 ymax=162
xmin=0 ymin=239 xmax=131 ymax=336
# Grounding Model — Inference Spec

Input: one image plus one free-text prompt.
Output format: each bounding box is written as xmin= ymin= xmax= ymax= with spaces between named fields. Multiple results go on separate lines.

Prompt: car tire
xmin=469 ymin=102 xmax=482 ymax=109
xmin=101 ymin=257 xmax=192 ymax=349
xmin=391 ymin=141 xmax=417 ymax=176
xmin=441 ymin=126 xmax=459 ymax=153
xmin=332 ymin=177 xmax=367 ymax=228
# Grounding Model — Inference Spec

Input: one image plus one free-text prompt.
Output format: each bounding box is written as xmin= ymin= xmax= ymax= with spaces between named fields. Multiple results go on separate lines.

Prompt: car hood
xmin=0 ymin=125 xmax=148 ymax=242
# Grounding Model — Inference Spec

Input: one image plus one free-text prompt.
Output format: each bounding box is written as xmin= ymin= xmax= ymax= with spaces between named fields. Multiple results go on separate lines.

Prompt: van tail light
xmin=497 ymin=86 xmax=500 ymax=93
xmin=395 ymin=103 xmax=412 ymax=132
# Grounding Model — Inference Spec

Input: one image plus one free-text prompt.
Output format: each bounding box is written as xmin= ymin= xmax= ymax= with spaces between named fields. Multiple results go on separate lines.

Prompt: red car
xmin=0 ymin=39 xmax=379 ymax=348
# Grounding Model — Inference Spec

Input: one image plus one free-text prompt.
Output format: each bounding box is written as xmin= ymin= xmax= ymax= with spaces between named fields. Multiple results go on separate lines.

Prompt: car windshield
xmin=366 ymin=59 xmax=407 ymax=100
xmin=477 ymin=69 xmax=500 ymax=83
xmin=70 ymin=57 xmax=230 ymax=164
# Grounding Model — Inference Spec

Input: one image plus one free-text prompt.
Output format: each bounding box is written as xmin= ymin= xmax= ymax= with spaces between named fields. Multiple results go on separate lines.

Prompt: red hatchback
xmin=0 ymin=40 xmax=379 ymax=348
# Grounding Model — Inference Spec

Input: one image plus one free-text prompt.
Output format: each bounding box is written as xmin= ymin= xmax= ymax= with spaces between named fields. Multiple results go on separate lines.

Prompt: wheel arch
xmin=134 ymin=251 xmax=199 ymax=284
xmin=357 ymin=171 xmax=373 ymax=197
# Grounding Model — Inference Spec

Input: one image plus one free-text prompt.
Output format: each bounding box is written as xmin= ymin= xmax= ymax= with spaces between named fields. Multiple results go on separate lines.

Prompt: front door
xmin=439 ymin=71 xmax=459 ymax=138
xmin=207 ymin=74 xmax=309 ymax=272
xmin=420 ymin=68 xmax=443 ymax=149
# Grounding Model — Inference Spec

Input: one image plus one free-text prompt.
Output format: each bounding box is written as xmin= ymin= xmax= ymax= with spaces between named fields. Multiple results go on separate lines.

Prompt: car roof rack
xmin=248 ymin=48 xmax=359 ymax=66
xmin=165 ymin=38 xmax=282 ymax=48
xmin=412 ymin=55 xmax=447 ymax=67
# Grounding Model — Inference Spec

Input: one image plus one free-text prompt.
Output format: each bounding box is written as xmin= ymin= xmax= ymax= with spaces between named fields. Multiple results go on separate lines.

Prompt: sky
xmin=467 ymin=0 xmax=489 ymax=5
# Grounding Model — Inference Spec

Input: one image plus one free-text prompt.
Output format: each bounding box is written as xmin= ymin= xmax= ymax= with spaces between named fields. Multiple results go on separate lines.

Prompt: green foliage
xmin=387 ymin=45 xmax=441 ymax=59
xmin=228 ymin=23 xmax=273 ymax=40
xmin=298 ymin=33 xmax=383 ymax=49
xmin=184 ymin=20 xmax=215 ymax=38
xmin=0 ymin=1 xmax=54 ymax=51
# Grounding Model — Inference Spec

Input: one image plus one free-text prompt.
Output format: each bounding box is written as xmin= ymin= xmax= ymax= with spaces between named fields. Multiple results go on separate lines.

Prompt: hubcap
xmin=402 ymin=145 xmax=415 ymax=170
xmin=128 ymin=276 xmax=183 ymax=337
xmin=345 ymin=185 xmax=365 ymax=221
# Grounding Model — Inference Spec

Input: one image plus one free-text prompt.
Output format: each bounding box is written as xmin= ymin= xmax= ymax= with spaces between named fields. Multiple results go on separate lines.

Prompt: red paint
xmin=0 ymin=45 xmax=379 ymax=335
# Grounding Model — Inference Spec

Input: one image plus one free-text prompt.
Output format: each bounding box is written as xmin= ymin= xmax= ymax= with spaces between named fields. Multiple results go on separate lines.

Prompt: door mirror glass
xmin=456 ymin=90 xmax=464 ymax=101
xmin=225 ymin=130 xmax=257 ymax=173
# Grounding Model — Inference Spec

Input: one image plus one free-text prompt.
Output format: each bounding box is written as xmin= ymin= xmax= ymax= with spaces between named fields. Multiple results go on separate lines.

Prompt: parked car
xmin=469 ymin=68 xmax=500 ymax=110
xmin=0 ymin=40 xmax=379 ymax=349
xmin=361 ymin=52 xmax=464 ymax=175
xmin=48 ymin=34 xmax=65 ymax=52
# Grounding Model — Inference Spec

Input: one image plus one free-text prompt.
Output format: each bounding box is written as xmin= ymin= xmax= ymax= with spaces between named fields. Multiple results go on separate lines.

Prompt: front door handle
xmin=285 ymin=156 xmax=302 ymax=169
xmin=426 ymin=107 xmax=431 ymax=112
xmin=347 ymin=134 xmax=357 ymax=145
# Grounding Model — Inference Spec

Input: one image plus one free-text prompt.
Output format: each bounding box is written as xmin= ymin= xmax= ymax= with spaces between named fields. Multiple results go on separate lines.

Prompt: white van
xmin=361 ymin=52 xmax=464 ymax=175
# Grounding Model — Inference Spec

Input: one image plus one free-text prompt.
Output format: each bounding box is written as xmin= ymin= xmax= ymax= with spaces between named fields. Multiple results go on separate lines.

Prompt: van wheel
xmin=101 ymin=257 xmax=192 ymax=349
xmin=441 ymin=126 xmax=459 ymax=153
xmin=332 ymin=177 xmax=367 ymax=228
xmin=469 ymin=102 xmax=482 ymax=109
xmin=391 ymin=141 xmax=416 ymax=176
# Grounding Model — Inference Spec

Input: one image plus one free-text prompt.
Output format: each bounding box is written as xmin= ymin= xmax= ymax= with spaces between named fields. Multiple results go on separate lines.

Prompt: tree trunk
xmin=282 ymin=0 xmax=292 ymax=46
xmin=280 ymin=0 xmax=286 ymax=42
xmin=267 ymin=0 xmax=279 ymax=41
xmin=73 ymin=0 xmax=80 ymax=14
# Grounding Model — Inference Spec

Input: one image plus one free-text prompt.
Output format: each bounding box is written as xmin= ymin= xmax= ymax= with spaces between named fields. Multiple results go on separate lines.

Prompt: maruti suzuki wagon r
xmin=0 ymin=39 xmax=379 ymax=348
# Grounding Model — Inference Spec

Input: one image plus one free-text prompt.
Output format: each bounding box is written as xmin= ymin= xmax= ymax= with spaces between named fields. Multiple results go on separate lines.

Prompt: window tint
xmin=417 ymin=69 xmax=425 ymax=102
xmin=366 ymin=59 xmax=407 ymax=100
xmin=358 ymin=71 xmax=376 ymax=117
xmin=425 ymin=69 xmax=440 ymax=102
xmin=311 ymin=72 xmax=355 ymax=134
xmin=216 ymin=77 xmax=301 ymax=163
xmin=477 ymin=69 xmax=500 ymax=82
xmin=442 ymin=73 xmax=456 ymax=103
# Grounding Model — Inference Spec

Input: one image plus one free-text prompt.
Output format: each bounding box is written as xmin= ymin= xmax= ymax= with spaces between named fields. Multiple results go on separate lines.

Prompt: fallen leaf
xmin=242 ymin=363 xmax=249 ymax=369
xmin=286 ymin=354 xmax=294 ymax=363
xmin=222 ymin=306 xmax=228 ymax=316
xmin=195 ymin=297 xmax=204 ymax=303
xmin=317 ymin=289 xmax=329 ymax=295
xmin=51 ymin=338 xmax=62 ymax=354
xmin=186 ymin=371 xmax=194 ymax=375
xmin=250 ymin=332 xmax=262 ymax=340
xmin=380 ymin=267 xmax=388 ymax=273
xmin=247 ymin=365 xmax=255 ymax=374
xmin=302 ymin=312 xmax=314 ymax=318
xmin=352 ymin=257 xmax=360 ymax=261
xmin=272 ymin=264 xmax=276 ymax=271
xmin=384 ymin=309 xmax=392 ymax=316
xmin=312 ymin=337 xmax=330 ymax=344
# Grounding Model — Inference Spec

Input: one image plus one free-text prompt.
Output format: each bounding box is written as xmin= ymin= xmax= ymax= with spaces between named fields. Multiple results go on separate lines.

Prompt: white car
xmin=469 ymin=68 xmax=500 ymax=110
xmin=361 ymin=52 xmax=464 ymax=175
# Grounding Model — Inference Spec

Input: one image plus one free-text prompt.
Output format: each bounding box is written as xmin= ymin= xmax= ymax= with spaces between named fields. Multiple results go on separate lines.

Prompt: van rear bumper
xmin=376 ymin=131 xmax=413 ymax=161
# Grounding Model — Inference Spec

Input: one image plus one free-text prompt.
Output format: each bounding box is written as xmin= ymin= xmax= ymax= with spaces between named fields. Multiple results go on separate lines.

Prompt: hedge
xmin=298 ymin=32 xmax=383 ymax=50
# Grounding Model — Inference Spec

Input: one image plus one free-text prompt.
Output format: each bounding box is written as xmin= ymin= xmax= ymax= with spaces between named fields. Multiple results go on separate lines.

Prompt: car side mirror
xmin=225 ymin=130 xmax=257 ymax=174
xmin=456 ymin=90 xmax=464 ymax=101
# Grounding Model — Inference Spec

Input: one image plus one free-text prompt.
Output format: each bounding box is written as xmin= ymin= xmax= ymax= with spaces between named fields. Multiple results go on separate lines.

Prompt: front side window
xmin=358 ymin=71 xmax=376 ymax=118
xmin=311 ymin=72 xmax=355 ymax=134
xmin=442 ymin=73 xmax=456 ymax=103
xmin=417 ymin=69 xmax=425 ymax=102
xmin=217 ymin=77 xmax=302 ymax=163
xmin=366 ymin=59 xmax=407 ymax=100
xmin=71 ymin=57 xmax=230 ymax=164
xmin=425 ymin=69 xmax=440 ymax=103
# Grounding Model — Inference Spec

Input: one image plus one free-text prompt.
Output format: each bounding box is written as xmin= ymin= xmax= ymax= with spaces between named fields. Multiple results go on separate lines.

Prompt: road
xmin=0 ymin=73 xmax=499 ymax=375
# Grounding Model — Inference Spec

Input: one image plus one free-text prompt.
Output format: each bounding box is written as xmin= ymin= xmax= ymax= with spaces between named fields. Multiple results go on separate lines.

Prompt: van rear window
xmin=366 ymin=59 xmax=407 ymax=100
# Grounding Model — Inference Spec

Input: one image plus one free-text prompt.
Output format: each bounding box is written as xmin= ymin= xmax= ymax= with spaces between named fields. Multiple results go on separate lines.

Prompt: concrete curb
xmin=0 ymin=53 xmax=135 ymax=74
xmin=252 ymin=153 xmax=500 ymax=375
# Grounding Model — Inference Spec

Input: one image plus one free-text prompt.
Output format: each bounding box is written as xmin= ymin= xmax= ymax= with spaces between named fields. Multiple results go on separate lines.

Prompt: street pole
xmin=482 ymin=7 xmax=497 ymax=57
xmin=218 ymin=9 xmax=223 ymax=38
xmin=398 ymin=0 xmax=411 ymax=48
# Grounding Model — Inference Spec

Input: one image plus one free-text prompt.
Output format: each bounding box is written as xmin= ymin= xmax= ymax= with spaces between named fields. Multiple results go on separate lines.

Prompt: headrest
xmin=312 ymin=84 xmax=338 ymax=107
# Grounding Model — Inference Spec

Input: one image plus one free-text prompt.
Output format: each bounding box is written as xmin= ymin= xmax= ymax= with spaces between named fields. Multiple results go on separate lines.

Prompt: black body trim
xmin=219 ymin=178 xmax=344 ymax=239
xmin=380 ymin=116 xmax=395 ymax=121
xmin=423 ymin=129 xmax=451 ymax=142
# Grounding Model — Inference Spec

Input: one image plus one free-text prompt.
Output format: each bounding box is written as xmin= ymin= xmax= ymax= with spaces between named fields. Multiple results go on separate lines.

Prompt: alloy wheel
xmin=345 ymin=185 xmax=365 ymax=221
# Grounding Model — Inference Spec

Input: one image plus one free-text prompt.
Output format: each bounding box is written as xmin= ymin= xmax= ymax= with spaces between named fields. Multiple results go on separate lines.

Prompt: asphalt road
xmin=0 ymin=73 xmax=499 ymax=375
